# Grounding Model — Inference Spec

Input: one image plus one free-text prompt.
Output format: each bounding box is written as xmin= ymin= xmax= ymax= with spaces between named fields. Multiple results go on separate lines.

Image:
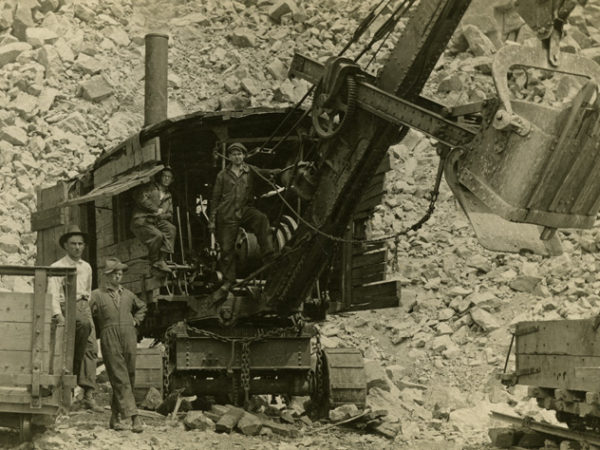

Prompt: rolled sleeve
xmin=47 ymin=275 xmax=64 ymax=316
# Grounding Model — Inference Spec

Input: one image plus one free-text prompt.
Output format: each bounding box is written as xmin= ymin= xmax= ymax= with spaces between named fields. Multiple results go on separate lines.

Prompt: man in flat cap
xmin=90 ymin=257 xmax=147 ymax=432
xmin=131 ymin=166 xmax=176 ymax=274
xmin=209 ymin=142 xmax=281 ymax=289
xmin=47 ymin=224 xmax=102 ymax=412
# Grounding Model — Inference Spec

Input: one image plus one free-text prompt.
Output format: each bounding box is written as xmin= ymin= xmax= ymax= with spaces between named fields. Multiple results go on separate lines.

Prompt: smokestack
xmin=144 ymin=33 xmax=169 ymax=127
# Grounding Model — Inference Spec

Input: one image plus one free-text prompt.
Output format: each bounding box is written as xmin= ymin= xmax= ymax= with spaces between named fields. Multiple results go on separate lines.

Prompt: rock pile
xmin=163 ymin=397 xmax=307 ymax=438
xmin=2 ymin=0 xmax=600 ymax=448
xmin=0 ymin=0 xmax=403 ymax=273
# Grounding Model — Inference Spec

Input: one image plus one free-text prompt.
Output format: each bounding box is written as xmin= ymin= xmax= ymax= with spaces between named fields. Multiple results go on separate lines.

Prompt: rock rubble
xmin=1 ymin=0 xmax=600 ymax=448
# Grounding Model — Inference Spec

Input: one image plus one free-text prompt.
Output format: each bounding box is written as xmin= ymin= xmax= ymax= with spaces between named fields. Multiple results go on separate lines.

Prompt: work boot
xmin=131 ymin=415 xmax=144 ymax=433
xmin=109 ymin=413 xmax=129 ymax=431
xmin=152 ymin=259 xmax=172 ymax=273
xmin=83 ymin=391 xmax=104 ymax=413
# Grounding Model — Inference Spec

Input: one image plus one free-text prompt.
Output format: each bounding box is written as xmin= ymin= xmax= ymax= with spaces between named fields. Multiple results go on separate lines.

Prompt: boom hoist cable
xmin=255 ymin=0 xmax=416 ymax=153
xmin=310 ymin=0 xmax=417 ymax=140
xmin=240 ymin=0 xmax=441 ymax=244
xmin=217 ymin=2 xmax=434 ymax=286
xmin=248 ymin=0 xmax=399 ymax=158
xmin=250 ymin=144 xmax=449 ymax=245
xmin=264 ymin=0 xmax=416 ymax=147
xmin=223 ymin=146 xmax=449 ymax=290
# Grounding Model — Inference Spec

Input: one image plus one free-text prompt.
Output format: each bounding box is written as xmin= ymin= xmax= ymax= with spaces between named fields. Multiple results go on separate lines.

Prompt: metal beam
xmin=289 ymin=53 xmax=476 ymax=147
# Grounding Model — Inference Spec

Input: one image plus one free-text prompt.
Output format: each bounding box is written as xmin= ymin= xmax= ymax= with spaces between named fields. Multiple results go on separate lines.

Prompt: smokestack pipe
xmin=144 ymin=33 xmax=169 ymax=127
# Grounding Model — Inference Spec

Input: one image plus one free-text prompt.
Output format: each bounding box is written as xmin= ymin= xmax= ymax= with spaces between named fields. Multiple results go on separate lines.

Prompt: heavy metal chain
xmin=240 ymin=342 xmax=251 ymax=406
xmin=314 ymin=332 xmax=324 ymax=401
xmin=185 ymin=322 xmax=301 ymax=344
xmin=183 ymin=322 xmax=303 ymax=405
xmin=163 ymin=334 xmax=171 ymax=395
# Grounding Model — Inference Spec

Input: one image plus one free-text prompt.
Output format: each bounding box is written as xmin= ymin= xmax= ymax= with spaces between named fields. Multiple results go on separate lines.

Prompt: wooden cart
xmin=0 ymin=265 xmax=77 ymax=441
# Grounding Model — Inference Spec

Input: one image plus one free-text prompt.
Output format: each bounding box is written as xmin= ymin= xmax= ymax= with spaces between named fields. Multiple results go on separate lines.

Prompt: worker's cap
xmin=226 ymin=142 xmax=247 ymax=156
xmin=103 ymin=257 xmax=128 ymax=274
xmin=158 ymin=165 xmax=174 ymax=176
xmin=59 ymin=224 xmax=87 ymax=249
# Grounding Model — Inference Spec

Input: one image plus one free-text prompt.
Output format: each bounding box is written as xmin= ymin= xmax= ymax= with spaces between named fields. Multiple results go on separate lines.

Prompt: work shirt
xmin=131 ymin=181 xmax=173 ymax=221
xmin=90 ymin=285 xmax=147 ymax=333
xmin=210 ymin=164 xmax=280 ymax=223
xmin=47 ymin=255 xmax=92 ymax=316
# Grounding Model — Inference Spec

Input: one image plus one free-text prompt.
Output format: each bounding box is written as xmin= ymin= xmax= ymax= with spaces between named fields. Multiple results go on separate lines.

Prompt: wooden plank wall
xmin=32 ymin=183 xmax=68 ymax=266
xmin=95 ymin=198 xmax=114 ymax=251
xmin=334 ymin=153 xmax=400 ymax=311
xmin=94 ymin=137 xmax=160 ymax=186
xmin=32 ymin=181 xmax=91 ymax=266
xmin=0 ymin=292 xmax=63 ymax=377
xmin=96 ymin=236 xmax=154 ymax=295
xmin=92 ymin=137 xmax=161 ymax=295
xmin=513 ymin=319 xmax=600 ymax=391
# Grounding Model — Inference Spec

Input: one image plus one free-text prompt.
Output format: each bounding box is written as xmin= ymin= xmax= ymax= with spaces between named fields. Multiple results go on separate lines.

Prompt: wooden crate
xmin=134 ymin=347 xmax=164 ymax=403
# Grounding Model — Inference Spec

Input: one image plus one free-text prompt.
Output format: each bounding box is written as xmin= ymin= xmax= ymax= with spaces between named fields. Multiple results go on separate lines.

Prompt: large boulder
xmin=183 ymin=411 xmax=215 ymax=431
xmin=0 ymin=42 xmax=32 ymax=67
xmin=470 ymin=307 xmax=500 ymax=332
xmin=25 ymin=28 xmax=58 ymax=48
xmin=462 ymin=24 xmax=497 ymax=56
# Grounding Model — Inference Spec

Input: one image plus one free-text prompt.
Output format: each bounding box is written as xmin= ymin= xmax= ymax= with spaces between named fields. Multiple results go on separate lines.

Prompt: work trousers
xmin=131 ymin=216 xmax=176 ymax=262
xmin=217 ymin=207 xmax=274 ymax=284
xmin=99 ymin=325 xmax=138 ymax=419
xmin=63 ymin=300 xmax=92 ymax=387
xmin=79 ymin=325 xmax=98 ymax=392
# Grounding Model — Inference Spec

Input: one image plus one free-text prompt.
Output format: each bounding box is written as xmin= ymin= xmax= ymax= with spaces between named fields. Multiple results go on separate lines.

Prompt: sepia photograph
xmin=0 ymin=0 xmax=598 ymax=448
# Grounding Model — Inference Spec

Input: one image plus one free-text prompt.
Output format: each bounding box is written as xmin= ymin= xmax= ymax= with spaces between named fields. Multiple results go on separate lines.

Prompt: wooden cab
xmin=31 ymin=107 xmax=400 ymax=336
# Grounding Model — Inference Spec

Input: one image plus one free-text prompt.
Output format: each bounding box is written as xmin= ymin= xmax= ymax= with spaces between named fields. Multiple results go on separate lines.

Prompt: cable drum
xmin=274 ymin=215 xmax=299 ymax=252
xmin=235 ymin=228 xmax=261 ymax=274
xmin=235 ymin=215 xmax=298 ymax=275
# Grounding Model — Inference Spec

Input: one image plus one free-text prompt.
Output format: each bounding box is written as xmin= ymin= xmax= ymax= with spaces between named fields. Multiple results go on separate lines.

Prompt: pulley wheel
xmin=311 ymin=76 xmax=357 ymax=139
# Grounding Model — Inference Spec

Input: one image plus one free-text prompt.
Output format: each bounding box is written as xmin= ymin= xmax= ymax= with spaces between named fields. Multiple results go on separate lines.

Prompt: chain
xmin=163 ymin=331 xmax=172 ymax=395
xmin=183 ymin=321 xmax=302 ymax=404
xmin=314 ymin=331 xmax=324 ymax=401
xmin=240 ymin=342 xmax=251 ymax=407
xmin=185 ymin=322 xmax=301 ymax=344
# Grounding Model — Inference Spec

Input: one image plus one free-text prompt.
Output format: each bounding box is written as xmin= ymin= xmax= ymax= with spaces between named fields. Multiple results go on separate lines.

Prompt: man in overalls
xmin=90 ymin=257 xmax=147 ymax=432
xmin=209 ymin=143 xmax=280 ymax=289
